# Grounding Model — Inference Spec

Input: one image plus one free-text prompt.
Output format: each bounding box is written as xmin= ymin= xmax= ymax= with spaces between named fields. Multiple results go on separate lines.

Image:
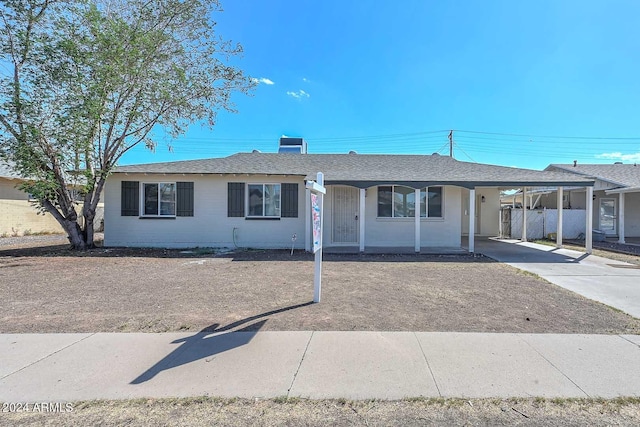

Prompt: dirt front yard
xmin=1 ymin=243 xmax=638 ymax=334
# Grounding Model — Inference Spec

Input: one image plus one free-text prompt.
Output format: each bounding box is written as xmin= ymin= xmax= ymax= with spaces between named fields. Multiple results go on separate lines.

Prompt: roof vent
xmin=614 ymin=161 xmax=623 ymax=165
xmin=252 ymin=149 xmax=261 ymax=153
xmin=278 ymin=137 xmax=307 ymax=154
xmin=573 ymin=160 xmax=577 ymax=167
xmin=348 ymin=150 xmax=357 ymax=154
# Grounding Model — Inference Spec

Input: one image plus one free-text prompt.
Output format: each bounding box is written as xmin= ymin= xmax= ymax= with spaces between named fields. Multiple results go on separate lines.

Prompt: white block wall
xmin=104 ymin=174 xmax=307 ymax=249
xmin=624 ymin=192 xmax=640 ymax=237
xmin=324 ymin=185 xmax=463 ymax=248
xmin=106 ymin=176 xmax=478 ymax=249
xmin=419 ymin=186 xmax=462 ymax=247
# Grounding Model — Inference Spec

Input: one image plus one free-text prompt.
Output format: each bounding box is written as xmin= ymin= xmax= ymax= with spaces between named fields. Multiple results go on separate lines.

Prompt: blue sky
xmin=121 ymin=0 xmax=640 ymax=170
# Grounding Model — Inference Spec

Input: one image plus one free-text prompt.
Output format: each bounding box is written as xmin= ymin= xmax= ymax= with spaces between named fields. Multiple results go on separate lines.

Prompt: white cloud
xmin=302 ymin=77 xmax=309 ymax=82
xmin=596 ymin=152 xmax=640 ymax=162
xmin=286 ymin=89 xmax=310 ymax=99
xmin=251 ymin=77 xmax=275 ymax=85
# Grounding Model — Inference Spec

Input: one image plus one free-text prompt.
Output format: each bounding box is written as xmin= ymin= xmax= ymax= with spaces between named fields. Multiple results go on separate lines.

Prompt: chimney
xmin=573 ymin=160 xmax=577 ymax=167
xmin=278 ymin=137 xmax=307 ymax=154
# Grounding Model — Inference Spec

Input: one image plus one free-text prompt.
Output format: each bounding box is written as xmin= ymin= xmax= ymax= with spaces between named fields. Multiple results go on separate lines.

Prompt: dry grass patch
xmin=3 ymin=397 xmax=640 ymax=427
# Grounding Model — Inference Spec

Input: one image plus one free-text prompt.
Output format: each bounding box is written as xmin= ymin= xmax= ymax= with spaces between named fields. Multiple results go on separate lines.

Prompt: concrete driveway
xmin=476 ymin=238 xmax=640 ymax=319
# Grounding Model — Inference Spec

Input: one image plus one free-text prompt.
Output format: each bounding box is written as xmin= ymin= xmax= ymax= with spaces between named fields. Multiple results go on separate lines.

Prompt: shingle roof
xmin=114 ymin=153 xmax=594 ymax=188
xmin=547 ymin=163 xmax=640 ymax=188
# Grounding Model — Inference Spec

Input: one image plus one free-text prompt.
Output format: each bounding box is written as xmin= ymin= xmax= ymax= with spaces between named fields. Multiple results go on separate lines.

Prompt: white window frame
xmin=420 ymin=186 xmax=444 ymax=219
xmin=377 ymin=185 xmax=444 ymax=219
xmin=380 ymin=185 xmax=415 ymax=218
xmin=141 ymin=182 xmax=176 ymax=217
xmin=246 ymin=183 xmax=281 ymax=218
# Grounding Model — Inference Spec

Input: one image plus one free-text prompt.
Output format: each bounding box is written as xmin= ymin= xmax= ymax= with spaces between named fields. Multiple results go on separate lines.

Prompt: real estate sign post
xmin=306 ymin=172 xmax=326 ymax=303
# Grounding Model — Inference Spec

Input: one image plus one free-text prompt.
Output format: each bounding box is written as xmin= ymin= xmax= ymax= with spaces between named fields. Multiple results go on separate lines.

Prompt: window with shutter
xmin=142 ymin=182 xmax=176 ymax=216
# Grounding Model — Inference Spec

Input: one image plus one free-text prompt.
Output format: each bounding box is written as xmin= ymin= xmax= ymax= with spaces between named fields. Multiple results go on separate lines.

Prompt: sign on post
xmin=306 ymin=172 xmax=326 ymax=303
xmin=311 ymin=193 xmax=321 ymax=253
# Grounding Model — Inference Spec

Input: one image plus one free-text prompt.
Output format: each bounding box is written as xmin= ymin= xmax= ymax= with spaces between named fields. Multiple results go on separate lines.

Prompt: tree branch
xmin=0 ymin=114 xmax=19 ymax=139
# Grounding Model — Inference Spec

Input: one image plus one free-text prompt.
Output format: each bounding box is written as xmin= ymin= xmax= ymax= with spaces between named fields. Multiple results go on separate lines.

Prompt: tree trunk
xmin=83 ymin=208 xmax=96 ymax=249
xmin=64 ymin=219 xmax=86 ymax=250
xmin=42 ymin=199 xmax=87 ymax=250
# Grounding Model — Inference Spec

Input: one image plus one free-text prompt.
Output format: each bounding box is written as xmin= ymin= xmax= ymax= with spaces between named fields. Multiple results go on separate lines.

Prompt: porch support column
xmin=522 ymin=187 xmax=527 ymax=242
xmin=619 ymin=192 xmax=626 ymax=244
xmin=469 ymin=188 xmax=476 ymax=253
xmin=586 ymin=186 xmax=593 ymax=254
xmin=359 ymin=188 xmax=366 ymax=252
xmin=414 ymin=188 xmax=421 ymax=253
xmin=305 ymin=187 xmax=311 ymax=252
xmin=556 ymin=186 xmax=563 ymax=248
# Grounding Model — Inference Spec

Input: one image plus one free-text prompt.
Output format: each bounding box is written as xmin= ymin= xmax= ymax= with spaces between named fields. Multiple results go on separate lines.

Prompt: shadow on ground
xmin=130 ymin=302 xmax=313 ymax=384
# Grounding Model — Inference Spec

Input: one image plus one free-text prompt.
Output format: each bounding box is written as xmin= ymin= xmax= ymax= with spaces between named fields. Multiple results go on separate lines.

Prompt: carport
xmin=516 ymin=185 xmax=596 ymax=254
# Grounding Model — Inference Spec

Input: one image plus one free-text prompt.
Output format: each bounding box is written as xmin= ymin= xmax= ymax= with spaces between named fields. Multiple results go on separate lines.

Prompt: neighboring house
xmin=104 ymin=141 xmax=594 ymax=253
xmin=0 ymin=161 xmax=65 ymax=236
xmin=0 ymin=161 xmax=105 ymax=236
xmin=529 ymin=163 xmax=640 ymax=241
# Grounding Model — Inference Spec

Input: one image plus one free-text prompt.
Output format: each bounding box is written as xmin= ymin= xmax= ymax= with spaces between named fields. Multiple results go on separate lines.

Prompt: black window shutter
xmin=228 ymin=182 xmax=245 ymax=217
xmin=121 ymin=181 xmax=139 ymax=216
xmin=281 ymin=183 xmax=298 ymax=218
xmin=176 ymin=182 xmax=194 ymax=216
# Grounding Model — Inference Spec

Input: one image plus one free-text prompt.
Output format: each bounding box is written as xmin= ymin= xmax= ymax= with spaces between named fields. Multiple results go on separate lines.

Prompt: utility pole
xmin=448 ymin=130 xmax=454 ymax=158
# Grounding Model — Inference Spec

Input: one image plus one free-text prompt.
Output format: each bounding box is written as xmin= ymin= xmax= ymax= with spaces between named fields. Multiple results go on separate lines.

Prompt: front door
xmin=599 ymin=198 xmax=617 ymax=235
xmin=332 ymin=186 xmax=359 ymax=244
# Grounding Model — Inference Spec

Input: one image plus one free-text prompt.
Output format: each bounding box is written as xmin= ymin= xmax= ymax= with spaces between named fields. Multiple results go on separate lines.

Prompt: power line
xmin=453 ymin=129 xmax=640 ymax=141
xmin=452 ymin=134 xmax=640 ymax=145
xmin=133 ymin=128 xmax=640 ymax=162
xmin=454 ymin=144 xmax=477 ymax=163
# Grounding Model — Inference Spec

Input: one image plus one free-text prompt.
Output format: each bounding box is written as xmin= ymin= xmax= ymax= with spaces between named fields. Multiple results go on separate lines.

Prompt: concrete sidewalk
xmin=1 ymin=331 xmax=639 ymax=402
xmin=476 ymin=238 xmax=640 ymax=319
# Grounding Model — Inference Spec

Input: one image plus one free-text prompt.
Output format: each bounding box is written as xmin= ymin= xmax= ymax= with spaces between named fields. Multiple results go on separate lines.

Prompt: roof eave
xmin=113 ymin=171 xmax=308 ymax=176
xmin=324 ymin=180 xmax=594 ymax=189
xmin=547 ymin=165 xmax=630 ymax=188
xmin=605 ymin=186 xmax=640 ymax=194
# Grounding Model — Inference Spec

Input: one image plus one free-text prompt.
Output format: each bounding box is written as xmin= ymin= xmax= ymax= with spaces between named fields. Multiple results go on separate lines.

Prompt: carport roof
xmin=114 ymin=153 xmax=595 ymax=189
xmin=547 ymin=163 xmax=640 ymax=189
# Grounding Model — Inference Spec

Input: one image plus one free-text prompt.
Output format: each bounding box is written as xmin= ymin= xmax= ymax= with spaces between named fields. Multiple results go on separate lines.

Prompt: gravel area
xmin=0 ymin=233 xmax=104 ymax=249
xmin=590 ymin=239 xmax=640 ymax=256
xmin=0 ymin=234 xmax=68 ymax=247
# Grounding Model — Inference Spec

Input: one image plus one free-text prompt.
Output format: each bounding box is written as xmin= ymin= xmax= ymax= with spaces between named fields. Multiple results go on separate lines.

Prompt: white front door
xmin=332 ymin=186 xmax=359 ymax=244
xmin=599 ymin=198 xmax=617 ymax=235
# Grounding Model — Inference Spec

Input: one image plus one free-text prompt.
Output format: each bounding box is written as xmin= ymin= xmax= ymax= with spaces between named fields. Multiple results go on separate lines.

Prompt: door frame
xmin=331 ymin=186 xmax=359 ymax=245
xmin=599 ymin=197 xmax=617 ymax=235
